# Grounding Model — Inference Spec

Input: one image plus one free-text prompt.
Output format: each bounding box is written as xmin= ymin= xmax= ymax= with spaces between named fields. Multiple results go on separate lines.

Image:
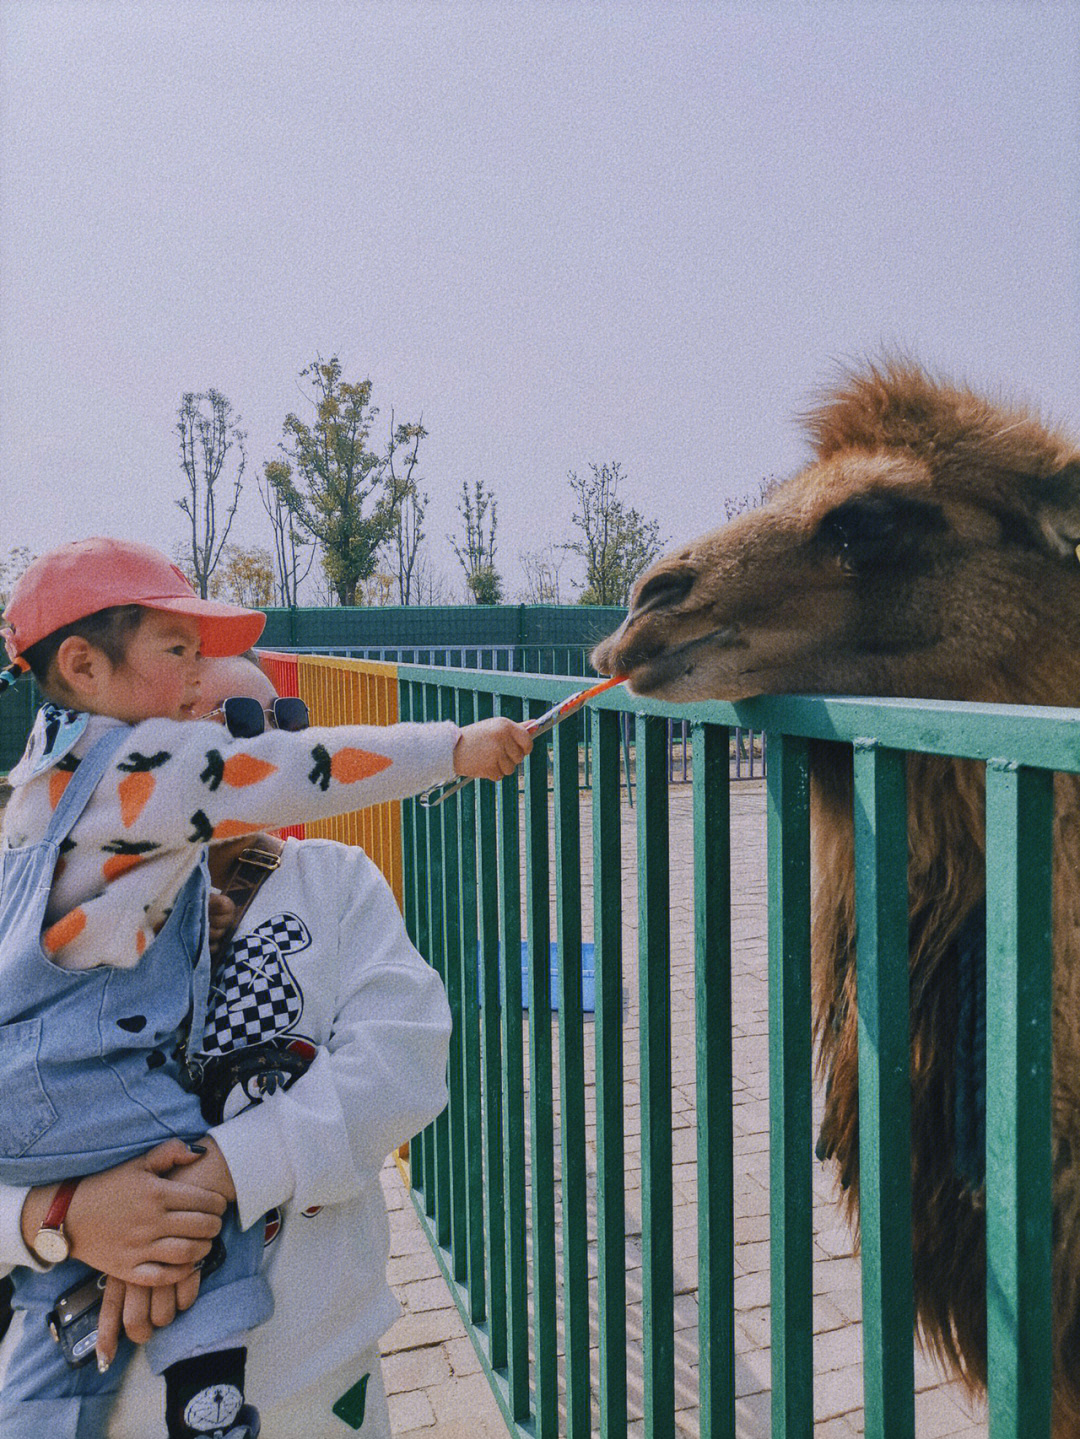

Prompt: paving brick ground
xmin=378 ymin=780 xmax=990 ymax=1436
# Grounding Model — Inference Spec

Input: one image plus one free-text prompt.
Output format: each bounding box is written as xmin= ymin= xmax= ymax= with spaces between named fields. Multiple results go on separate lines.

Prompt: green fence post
xmin=985 ymin=761 xmax=1053 ymax=1439
xmin=767 ymin=732 xmax=813 ymax=1439
xmin=554 ymin=713 xmax=591 ymax=1437
xmin=638 ymin=713 xmax=675 ymax=1437
xmin=423 ymin=682 xmax=450 ymax=1239
xmin=475 ymin=690 xmax=507 ymax=1370
xmin=440 ymin=686 xmax=469 ymax=1283
xmin=456 ymin=686 xmax=487 ymax=1324
xmin=593 ymin=708 xmax=627 ymax=1439
xmin=853 ymin=742 xmax=914 ymax=1439
xmin=693 ymin=722 xmax=735 ymax=1437
xmin=496 ymin=693 xmax=531 ymax=1422
xmin=526 ymin=700 xmax=558 ymax=1438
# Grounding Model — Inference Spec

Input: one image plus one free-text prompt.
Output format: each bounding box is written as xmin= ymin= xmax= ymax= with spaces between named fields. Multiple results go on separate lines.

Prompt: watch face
xmin=183 ymin=1383 xmax=243 ymax=1432
xmin=33 ymin=1226 xmax=70 ymax=1264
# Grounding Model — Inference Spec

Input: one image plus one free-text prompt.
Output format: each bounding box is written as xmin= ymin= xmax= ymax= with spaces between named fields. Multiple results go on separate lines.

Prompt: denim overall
xmin=0 ymin=730 xmax=272 ymax=1439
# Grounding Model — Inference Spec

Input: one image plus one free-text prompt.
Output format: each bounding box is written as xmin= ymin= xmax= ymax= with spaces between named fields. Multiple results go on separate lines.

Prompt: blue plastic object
xmin=477 ymin=941 xmax=596 ymax=1013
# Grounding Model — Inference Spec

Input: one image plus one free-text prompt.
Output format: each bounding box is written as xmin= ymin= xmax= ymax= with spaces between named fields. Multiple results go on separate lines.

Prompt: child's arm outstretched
xmin=28 ymin=712 xmax=531 ymax=970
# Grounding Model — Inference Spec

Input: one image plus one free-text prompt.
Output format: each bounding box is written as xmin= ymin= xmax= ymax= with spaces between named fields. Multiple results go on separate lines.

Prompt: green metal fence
xmin=397 ymin=665 xmax=1065 ymax=1438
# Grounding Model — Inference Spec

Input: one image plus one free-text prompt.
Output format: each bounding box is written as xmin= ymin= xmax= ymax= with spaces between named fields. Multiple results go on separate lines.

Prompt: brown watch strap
xmin=42 ymin=1177 xmax=79 ymax=1233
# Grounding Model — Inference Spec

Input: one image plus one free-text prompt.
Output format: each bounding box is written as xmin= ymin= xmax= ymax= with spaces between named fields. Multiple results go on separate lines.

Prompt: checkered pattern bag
xmin=203 ymin=912 xmax=310 ymax=1055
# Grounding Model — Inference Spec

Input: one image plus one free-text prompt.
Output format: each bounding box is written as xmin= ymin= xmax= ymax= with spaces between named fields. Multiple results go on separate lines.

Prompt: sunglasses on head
xmin=208 ymin=696 xmax=310 ymax=738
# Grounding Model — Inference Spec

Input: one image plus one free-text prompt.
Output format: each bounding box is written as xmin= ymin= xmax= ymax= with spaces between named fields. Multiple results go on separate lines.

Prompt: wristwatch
xmin=33 ymin=1177 xmax=80 ymax=1263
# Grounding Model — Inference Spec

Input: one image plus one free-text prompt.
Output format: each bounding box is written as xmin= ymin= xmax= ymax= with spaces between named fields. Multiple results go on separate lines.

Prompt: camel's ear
xmin=1028 ymin=461 xmax=1080 ymax=560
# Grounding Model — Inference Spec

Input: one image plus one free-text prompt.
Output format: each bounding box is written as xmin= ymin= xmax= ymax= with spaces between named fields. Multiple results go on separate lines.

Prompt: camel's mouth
xmin=612 ymin=626 xmax=743 ymax=698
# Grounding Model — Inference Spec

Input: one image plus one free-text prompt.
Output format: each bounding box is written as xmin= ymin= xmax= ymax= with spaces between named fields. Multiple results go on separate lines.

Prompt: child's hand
xmin=452 ymin=717 xmax=533 ymax=781
xmin=208 ymin=888 xmax=238 ymax=957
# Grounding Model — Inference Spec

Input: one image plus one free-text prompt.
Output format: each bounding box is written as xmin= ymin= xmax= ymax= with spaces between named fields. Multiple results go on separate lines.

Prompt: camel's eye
xmin=818 ymin=495 xmax=945 ymax=574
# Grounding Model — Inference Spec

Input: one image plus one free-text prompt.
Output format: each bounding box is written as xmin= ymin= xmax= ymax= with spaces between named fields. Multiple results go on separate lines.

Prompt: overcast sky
xmin=2 ymin=1 xmax=1077 ymax=603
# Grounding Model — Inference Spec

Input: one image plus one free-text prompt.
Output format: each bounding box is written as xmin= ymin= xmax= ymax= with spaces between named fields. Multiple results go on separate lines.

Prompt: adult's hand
xmin=96 ymin=1271 xmax=201 ymax=1368
xmin=21 ymin=1139 xmax=226 ymax=1287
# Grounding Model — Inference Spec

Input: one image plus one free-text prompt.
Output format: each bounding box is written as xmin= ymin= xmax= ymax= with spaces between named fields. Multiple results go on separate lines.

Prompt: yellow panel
xmin=295 ymin=656 xmax=403 ymax=909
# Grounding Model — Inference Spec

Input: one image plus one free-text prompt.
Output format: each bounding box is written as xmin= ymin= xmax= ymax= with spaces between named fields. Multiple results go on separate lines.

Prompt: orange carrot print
xmin=116 ymin=751 xmax=171 ymax=827
xmin=103 ymin=852 xmax=145 ymax=882
xmin=212 ymin=819 xmax=266 ymax=840
xmin=308 ymin=744 xmax=394 ymax=790
xmin=43 ymin=908 xmax=87 ymax=955
xmin=201 ymin=751 xmax=278 ymax=791
xmin=332 ymin=749 xmax=393 ymax=784
xmin=49 ymin=769 xmax=74 ymax=811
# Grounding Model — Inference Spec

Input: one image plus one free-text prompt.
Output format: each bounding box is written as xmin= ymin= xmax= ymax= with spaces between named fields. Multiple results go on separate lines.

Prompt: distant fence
xmin=257 ymin=603 xmax=626 ymax=656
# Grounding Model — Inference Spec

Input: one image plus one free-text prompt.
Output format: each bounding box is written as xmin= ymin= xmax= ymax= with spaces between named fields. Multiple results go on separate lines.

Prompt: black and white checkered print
xmin=203 ymin=912 xmax=310 ymax=1055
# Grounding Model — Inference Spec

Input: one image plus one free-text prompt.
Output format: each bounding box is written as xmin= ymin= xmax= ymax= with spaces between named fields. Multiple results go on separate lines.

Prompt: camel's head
xmin=592 ymin=362 xmax=1080 ymax=707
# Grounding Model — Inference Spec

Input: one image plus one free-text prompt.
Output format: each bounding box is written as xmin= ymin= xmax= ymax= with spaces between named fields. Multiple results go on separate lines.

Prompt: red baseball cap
xmin=2 ymin=538 xmax=266 ymax=660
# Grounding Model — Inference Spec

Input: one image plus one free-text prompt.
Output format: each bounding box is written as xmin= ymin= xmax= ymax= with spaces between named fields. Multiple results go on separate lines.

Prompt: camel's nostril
xmin=633 ymin=566 xmax=695 ymax=616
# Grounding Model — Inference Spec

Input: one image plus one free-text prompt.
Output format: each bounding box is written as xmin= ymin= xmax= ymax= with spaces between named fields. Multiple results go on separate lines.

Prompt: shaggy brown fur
xmin=591 ymin=360 xmax=1080 ymax=1430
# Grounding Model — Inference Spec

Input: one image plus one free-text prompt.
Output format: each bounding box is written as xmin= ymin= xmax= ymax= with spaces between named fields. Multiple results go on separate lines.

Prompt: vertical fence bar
xmin=554 ymin=713 xmax=591 ymax=1437
xmin=425 ymin=683 xmax=451 ymax=1241
xmin=985 ymin=760 xmax=1053 ymax=1439
xmin=456 ymin=687 xmax=487 ymax=1323
xmin=497 ymin=693 xmax=531 ymax=1421
xmin=693 ymin=722 xmax=735 ymax=1436
xmin=400 ymin=680 xmax=427 ymax=1197
xmin=476 ymin=690 xmax=507 ymax=1370
xmin=852 ymin=742 xmax=914 ymax=1439
xmin=637 ymin=713 xmax=675 ymax=1436
xmin=767 ymin=731 xmax=813 ymax=1439
xmin=592 ymin=707 xmax=627 ymax=1439
xmin=526 ymin=701 xmax=558 ymax=1438
xmin=440 ymin=686 xmax=469 ymax=1282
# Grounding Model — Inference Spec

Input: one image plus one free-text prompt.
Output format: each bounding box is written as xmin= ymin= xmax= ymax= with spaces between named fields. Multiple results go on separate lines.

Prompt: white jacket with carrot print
xmin=1 ymin=705 xmax=459 ymax=971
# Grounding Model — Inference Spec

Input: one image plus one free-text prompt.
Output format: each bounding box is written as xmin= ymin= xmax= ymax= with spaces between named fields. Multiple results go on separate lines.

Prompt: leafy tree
xmin=270 ymin=356 xmax=420 ymax=606
xmin=450 ymin=477 xmax=502 ymax=604
xmin=209 ymin=544 xmax=275 ymax=608
xmin=384 ymin=415 xmax=429 ymax=605
xmin=175 ymin=390 xmax=246 ymax=598
xmin=564 ymin=462 xmax=663 ymax=606
xmin=259 ymin=462 xmax=315 ymax=606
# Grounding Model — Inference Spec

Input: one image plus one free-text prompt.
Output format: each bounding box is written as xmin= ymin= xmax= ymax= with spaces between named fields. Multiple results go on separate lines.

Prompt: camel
xmin=590 ymin=360 xmax=1080 ymax=1428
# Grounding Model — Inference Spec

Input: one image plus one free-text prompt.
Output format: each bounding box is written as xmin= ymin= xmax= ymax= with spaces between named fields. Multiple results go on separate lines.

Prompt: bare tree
xmin=259 ymin=461 xmax=315 ymax=606
xmin=0 ymin=545 xmax=36 ymax=608
xmin=176 ymin=390 xmax=246 ymax=598
xmin=723 ymin=476 xmax=779 ymax=521
xmin=384 ymin=414 xmax=429 ymax=605
xmin=519 ymin=544 xmax=566 ymax=604
xmin=449 ymin=477 xmax=502 ymax=604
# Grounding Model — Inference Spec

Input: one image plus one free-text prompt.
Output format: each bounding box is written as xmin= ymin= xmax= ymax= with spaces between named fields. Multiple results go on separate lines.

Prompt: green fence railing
xmin=396 ymin=665 xmax=1065 ymax=1438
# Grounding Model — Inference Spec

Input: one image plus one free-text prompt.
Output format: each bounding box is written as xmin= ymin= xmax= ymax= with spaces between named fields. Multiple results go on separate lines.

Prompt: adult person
xmin=1 ymin=653 xmax=453 ymax=1437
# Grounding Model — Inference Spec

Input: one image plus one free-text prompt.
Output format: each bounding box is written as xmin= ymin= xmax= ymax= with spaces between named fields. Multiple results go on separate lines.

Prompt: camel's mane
xmin=802 ymin=357 xmax=1077 ymax=480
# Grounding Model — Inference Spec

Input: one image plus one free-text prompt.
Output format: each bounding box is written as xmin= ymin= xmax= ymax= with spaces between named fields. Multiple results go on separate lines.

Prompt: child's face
xmin=94 ymin=611 xmax=204 ymax=724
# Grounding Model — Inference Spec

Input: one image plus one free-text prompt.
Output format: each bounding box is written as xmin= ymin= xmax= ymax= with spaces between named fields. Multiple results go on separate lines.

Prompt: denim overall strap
xmin=41 ymin=727 xmax=130 ymax=846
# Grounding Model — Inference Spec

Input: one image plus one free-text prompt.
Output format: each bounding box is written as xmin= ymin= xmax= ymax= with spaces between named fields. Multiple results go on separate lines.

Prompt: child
xmin=0 ymin=538 xmax=530 ymax=1439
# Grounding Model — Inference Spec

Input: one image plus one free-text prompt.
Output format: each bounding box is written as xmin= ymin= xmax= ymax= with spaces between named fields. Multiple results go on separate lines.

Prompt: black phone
xmin=47 ymin=1270 xmax=107 ymax=1368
